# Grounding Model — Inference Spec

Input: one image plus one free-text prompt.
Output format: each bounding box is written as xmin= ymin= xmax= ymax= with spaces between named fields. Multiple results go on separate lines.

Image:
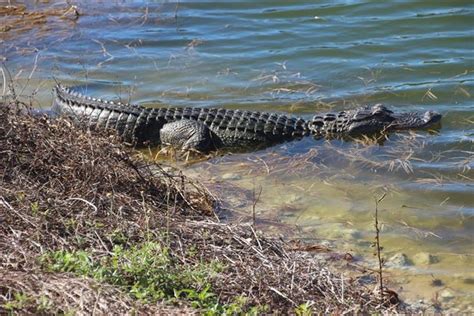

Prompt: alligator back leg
xmin=160 ymin=119 xmax=220 ymax=152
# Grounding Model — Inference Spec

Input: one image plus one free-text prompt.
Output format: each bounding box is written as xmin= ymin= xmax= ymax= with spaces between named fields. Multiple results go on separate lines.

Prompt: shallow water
xmin=3 ymin=0 xmax=473 ymax=309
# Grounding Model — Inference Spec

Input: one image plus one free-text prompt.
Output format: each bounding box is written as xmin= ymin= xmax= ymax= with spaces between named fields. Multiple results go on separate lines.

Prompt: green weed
xmin=295 ymin=301 xmax=314 ymax=315
xmin=30 ymin=201 xmax=39 ymax=215
xmin=2 ymin=292 xmax=31 ymax=311
xmin=40 ymin=241 xmax=236 ymax=311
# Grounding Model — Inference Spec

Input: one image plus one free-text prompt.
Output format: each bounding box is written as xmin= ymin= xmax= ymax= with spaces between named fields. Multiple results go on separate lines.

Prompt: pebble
xmin=221 ymin=173 xmax=242 ymax=181
xmin=286 ymin=194 xmax=301 ymax=204
xmin=280 ymin=211 xmax=295 ymax=218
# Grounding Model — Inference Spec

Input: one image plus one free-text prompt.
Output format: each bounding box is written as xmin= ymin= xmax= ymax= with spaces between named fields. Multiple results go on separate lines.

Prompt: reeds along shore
xmin=0 ymin=99 xmax=404 ymax=314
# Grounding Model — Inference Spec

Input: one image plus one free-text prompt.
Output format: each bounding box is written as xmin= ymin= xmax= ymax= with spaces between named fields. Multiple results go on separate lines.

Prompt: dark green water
xmin=2 ymin=0 xmax=473 ymax=308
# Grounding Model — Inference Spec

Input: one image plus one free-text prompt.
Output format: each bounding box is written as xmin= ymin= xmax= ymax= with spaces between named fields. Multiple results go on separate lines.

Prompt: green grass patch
xmin=39 ymin=241 xmax=253 ymax=313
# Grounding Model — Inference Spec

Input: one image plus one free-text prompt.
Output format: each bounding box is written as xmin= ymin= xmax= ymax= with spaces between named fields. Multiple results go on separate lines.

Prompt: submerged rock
xmin=388 ymin=253 xmax=412 ymax=267
xmin=317 ymin=224 xmax=363 ymax=241
xmin=439 ymin=289 xmax=455 ymax=301
xmin=463 ymin=277 xmax=474 ymax=285
xmin=221 ymin=173 xmax=242 ymax=181
xmin=286 ymin=193 xmax=302 ymax=204
xmin=453 ymin=274 xmax=474 ymax=285
xmin=431 ymin=278 xmax=444 ymax=287
xmin=345 ymin=228 xmax=362 ymax=239
xmin=413 ymin=252 xmax=439 ymax=265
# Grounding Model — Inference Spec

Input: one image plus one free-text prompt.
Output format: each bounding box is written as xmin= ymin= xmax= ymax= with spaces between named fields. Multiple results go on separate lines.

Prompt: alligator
xmin=52 ymin=84 xmax=442 ymax=152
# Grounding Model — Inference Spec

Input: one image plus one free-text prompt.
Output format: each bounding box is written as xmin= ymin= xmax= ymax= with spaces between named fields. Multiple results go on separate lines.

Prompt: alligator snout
xmin=391 ymin=110 xmax=442 ymax=130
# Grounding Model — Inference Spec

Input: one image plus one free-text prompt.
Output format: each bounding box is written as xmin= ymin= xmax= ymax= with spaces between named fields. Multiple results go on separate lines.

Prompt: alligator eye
xmin=372 ymin=104 xmax=393 ymax=115
xmin=372 ymin=104 xmax=385 ymax=111
xmin=372 ymin=108 xmax=390 ymax=117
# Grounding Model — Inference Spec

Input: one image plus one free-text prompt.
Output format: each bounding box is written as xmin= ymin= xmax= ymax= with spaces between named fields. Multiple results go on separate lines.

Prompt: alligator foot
xmin=155 ymin=145 xmax=179 ymax=160
xmin=160 ymin=119 xmax=218 ymax=152
xmin=155 ymin=144 xmax=213 ymax=164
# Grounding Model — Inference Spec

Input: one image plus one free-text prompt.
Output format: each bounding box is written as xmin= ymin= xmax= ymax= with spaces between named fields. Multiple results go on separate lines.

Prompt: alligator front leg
xmin=159 ymin=119 xmax=219 ymax=152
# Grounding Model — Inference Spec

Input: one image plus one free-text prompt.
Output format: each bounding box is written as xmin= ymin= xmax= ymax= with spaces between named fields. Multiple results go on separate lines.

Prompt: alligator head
xmin=309 ymin=104 xmax=442 ymax=136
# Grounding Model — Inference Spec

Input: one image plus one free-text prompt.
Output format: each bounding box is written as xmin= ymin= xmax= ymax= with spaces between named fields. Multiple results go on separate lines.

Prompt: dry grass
xmin=1 ymin=270 xmax=197 ymax=315
xmin=0 ymin=3 xmax=79 ymax=35
xmin=0 ymin=97 xmax=407 ymax=314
